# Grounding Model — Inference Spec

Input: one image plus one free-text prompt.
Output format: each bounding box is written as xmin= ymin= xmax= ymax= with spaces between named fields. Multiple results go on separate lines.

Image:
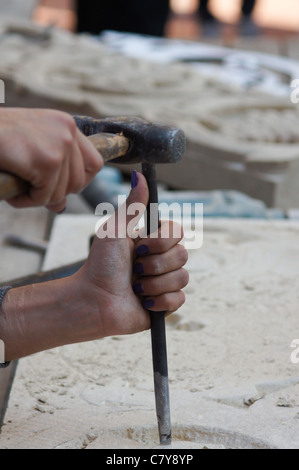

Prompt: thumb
xmin=117 ymin=171 xmax=149 ymax=238
xmin=96 ymin=171 xmax=149 ymax=240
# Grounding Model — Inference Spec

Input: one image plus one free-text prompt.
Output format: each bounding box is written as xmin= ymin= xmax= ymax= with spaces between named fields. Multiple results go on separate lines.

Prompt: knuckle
xmin=160 ymin=221 xmax=183 ymax=241
xmin=172 ymin=222 xmax=184 ymax=240
xmin=150 ymin=256 xmax=163 ymax=275
xmin=61 ymin=130 xmax=75 ymax=150
xmin=179 ymin=268 xmax=189 ymax=288
xmin=180 ymin=290 xmax=186 ymax=305
xmin=59 ymin=112 xmax=77 ymax=134
xmin=149 ymin=276 xmax=160 ymax=293
xmin=93 ymin=157 xmax=104 ymax=174
xmin=177 ymin=244 xmax=189 ymax=266
xmin=86 ymin=157 xmax=101 ymax=175
xmin=162 ymin=291 xmax=185 ymax=311
xmin=42 ymin=151 xmax=63 ymax=171
xmin=49 ymin=191 xmax=65 ymax=204
xmin=55 ymin=115 xmax=77 ymax=150
xmin=71 ymin=173 xmax=86 ymax=193
xmin=159 ymin=237 xmax=171 ymax=252
xmin=175 ymin=291 xmax=186 ymax=310
xmin=48 ymin=188 xmax=65 ymax=205
xmin=160 ymin=293 xmax=173 ymax=309
xmin=30 ymin=187 xmax=52 ymax=206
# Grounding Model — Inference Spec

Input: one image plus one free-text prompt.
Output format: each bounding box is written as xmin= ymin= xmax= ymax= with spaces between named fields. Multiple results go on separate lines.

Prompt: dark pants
xmin=242 ymin=0 xmax=256 ymax=16
xmin=76 ymin=0 xmax=170 ymax=37
xmin=199 ymin=0 xmax=256 ymax=17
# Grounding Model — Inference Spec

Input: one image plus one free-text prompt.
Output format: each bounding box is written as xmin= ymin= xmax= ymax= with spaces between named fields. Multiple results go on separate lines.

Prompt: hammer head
xmin=74 ymin=115 xmax=186 ymax=165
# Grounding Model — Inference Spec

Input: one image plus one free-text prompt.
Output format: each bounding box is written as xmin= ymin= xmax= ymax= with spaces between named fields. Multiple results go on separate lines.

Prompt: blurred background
xmin=2 ymin=0 xmax=299 ymax=39
xmin=26 ymin=0 xmax=299 ymax=40
xmin=1 ymin=0 xmax=299 ymax=217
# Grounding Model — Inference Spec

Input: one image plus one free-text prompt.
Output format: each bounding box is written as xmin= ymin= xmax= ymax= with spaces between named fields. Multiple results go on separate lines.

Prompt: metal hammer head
xmin=74 ymin=115 xmax=186 ymax=165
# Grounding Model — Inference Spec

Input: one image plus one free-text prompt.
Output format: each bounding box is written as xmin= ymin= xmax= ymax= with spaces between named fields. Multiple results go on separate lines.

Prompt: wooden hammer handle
xmin=87 ymin=132 xmax=129 ymax=162
xmin=0 ymin=132 xmax=129 ymax=201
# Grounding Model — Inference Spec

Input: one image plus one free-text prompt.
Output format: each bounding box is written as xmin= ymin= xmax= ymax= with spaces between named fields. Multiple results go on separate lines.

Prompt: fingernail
xmin=142 ymin=299 xmax=155 ymax=310
xmin=135 ymin=245 xmax=149 ymax=256
xmin=133 ymin=263 xmax=144 ymax=275
xmin=133 ymin=283 xmax=144 ymax=295
xmin=57 ymin=207 xmax=67 ymax=214
xmin=131 ymin=170 xmax=138 ymax=189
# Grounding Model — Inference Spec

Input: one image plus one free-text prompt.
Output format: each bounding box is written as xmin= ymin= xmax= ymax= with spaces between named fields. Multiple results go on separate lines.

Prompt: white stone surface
xmin=1 ymin=217 xmax=299 ymax=448
xmin=0 ymin=0 xmax=36 ymax=19
xmin=1 ymin=20 xmax=299 ymax=208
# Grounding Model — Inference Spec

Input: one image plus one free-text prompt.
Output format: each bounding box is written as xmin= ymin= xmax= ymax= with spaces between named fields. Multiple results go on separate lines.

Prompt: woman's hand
xmin=0 ymin=108 xmax=103 ymax=212
xmin=0 ymin=174 xmax=189 ymax=361
xmin=76 ymin=172 xmax=189 ymax=337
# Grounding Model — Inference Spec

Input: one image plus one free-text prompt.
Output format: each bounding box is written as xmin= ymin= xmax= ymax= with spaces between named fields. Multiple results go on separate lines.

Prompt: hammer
xmin=0 ymin=115 xmax=186 ymax=445
xmin=74 ymin=116 xmax=186 ymax=446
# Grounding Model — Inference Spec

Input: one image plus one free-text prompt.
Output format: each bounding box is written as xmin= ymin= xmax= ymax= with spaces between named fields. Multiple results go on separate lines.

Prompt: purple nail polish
xmin=131 ymin=170 xmax=138 ymax=189
xmin=133 ymin=283 xmax=144 ymax=295
xmin=135 ymin=245 xmax=149 ymax=256
xmin=133 ymin=263 xmax=144 ymax=275
xmin=142 ymin=299 xmax=155 ymax=310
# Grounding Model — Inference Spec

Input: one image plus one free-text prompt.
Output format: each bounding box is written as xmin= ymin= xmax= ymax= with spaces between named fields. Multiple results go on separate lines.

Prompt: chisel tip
xmin=160 ymin=433 xmax=172 ymax=446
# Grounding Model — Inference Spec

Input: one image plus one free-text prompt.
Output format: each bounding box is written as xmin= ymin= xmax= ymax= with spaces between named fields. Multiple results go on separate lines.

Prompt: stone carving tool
xmin=0 ymin=116 xmax=185 ymax=201
xmin=0 ymin=115 xmax=186 ymax=445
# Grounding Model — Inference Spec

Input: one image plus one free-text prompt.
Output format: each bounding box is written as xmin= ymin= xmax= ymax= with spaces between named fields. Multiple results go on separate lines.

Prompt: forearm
xmin=0 ymin=275 xmax=101 ymax=362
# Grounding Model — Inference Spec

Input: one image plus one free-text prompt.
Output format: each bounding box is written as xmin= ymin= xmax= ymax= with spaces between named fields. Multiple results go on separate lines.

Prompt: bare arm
xmin=0 ymin=174 xmax=189 ymax=362
xmin=33 ymin=0 xmax=77 ymax=31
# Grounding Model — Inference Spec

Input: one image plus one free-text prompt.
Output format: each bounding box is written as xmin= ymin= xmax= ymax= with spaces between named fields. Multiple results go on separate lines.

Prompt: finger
xmin=124 ymin=172 xmax=149 ymax=234
xmin=63 ymin=140 xmax=86 ymax=195
xmin=134 ymin=220 xmax=184 ymax=255
xmin=134 ymin=244 xmax=188 ymax=276
xmin=46 ymin=151 xmax=70 ymax=205
xmin=46 ymin=134 xmax=98 ymax=206
xmin=133 ymin=268 xmax=189 ymax=297
xmin=45 ymin=197 xmax=67 ymax=214
xmin=141 ymin=291 xmax=186 ymax=313
xmin=6 ymin=171 xmax=60 ymax=208
xmin=76 ymin=129 xmax=104 ymax=186
xmin=97 ymin=172 xmax=149 ymax=240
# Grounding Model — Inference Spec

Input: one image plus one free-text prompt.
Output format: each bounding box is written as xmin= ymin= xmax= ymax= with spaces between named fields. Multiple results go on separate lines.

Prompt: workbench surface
xmin=1 ymin=216 xmax=299 ymax=449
